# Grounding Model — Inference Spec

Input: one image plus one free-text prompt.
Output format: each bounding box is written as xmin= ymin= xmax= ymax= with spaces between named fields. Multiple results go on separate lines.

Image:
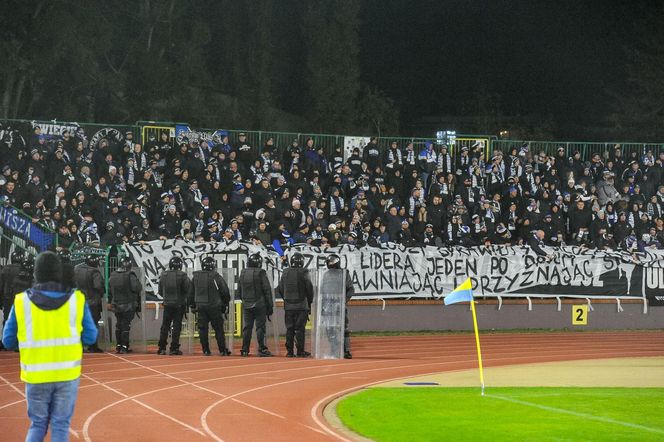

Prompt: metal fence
xmin=492 ymin=139 xmax=664 ymax=161
xmin=5 ymin=116 xmax=664 ymax=164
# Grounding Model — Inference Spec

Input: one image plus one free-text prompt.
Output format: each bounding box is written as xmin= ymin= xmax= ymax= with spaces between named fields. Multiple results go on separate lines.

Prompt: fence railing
xmin=492 ymin=140 xmax=663 ymax=161
xmin=5 ymin=116 xmax=664 ymax=165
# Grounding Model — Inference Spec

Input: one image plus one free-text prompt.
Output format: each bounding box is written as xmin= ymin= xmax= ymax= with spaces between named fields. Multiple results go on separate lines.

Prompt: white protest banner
xmin=285 ymin=243 xmax=654 ymax=300
xmin=124 ymin=241 xmax=661 ymax=302
xmin=123 ymin=239 xmax=281 ymax=300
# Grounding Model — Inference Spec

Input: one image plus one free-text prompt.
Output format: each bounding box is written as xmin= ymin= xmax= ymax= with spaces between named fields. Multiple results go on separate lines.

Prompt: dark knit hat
xmin=34 ymin=251 xmax=63 ymax=284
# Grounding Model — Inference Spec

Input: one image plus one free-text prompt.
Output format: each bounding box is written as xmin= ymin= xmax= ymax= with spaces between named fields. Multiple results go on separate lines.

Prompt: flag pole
xmin=469 ymin=298 xmax=485 ymax=396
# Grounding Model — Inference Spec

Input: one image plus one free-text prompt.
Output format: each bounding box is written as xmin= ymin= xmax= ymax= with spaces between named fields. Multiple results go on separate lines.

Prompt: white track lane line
xmin=82 ymin=352 xmax=300 ymax=442
xmin=4 ymin=345 xmax=659 ymax=412
xmin=5 ymin=337 xmax=662 ymax=440
xmin=46 ymin=338 xmax=662 ymax=380
xmin=80 ymin=373 xmax=206 ymax=439
xmin=1 ymin=334 xmax=650 ymax=374
xmin=0 ymin=375 xmax=80 ymax=439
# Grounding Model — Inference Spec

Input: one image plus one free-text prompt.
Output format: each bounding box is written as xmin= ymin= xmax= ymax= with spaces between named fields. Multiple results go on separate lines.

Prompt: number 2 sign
xmin=572 ymin=305 xmax=588 ymax=325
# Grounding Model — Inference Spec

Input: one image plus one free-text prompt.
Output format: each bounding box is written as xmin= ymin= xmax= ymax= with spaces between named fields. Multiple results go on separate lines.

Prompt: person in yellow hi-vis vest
xmin=2 ymin=251 xmax=98 ymax=442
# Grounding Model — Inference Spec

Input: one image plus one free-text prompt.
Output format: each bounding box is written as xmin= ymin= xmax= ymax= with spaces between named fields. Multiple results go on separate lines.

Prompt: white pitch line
xmin=486 ymin=394 xmax=664 ymax=435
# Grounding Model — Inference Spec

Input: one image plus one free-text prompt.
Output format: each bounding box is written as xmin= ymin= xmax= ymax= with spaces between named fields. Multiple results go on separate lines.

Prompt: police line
xmin=122 ymin=240 xmax=664 ymax=306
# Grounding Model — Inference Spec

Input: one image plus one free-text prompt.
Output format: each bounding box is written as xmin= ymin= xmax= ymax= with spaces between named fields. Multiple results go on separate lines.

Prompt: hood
xmin=28 ymin=282 xmax=71 ymax=311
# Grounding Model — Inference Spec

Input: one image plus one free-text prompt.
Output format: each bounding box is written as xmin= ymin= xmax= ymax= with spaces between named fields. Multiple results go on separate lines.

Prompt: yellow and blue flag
xmin=444 ymin=278 xmax=473 ymax=305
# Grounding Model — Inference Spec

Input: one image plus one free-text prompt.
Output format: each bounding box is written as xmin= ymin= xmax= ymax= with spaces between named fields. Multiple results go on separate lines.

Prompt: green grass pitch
xmin=336 ymin=387 xmax=664 ymax=441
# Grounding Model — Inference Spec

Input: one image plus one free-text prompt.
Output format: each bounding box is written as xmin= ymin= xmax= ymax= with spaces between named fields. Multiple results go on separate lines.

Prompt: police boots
xmin=258 ymin=348 xmax=272 ymax=357
xmin=88 ymin=344 xmax=104 ymax=353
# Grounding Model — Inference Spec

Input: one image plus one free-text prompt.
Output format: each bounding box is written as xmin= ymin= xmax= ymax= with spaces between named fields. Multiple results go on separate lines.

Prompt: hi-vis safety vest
xmin=14 ymin=290 xmax=85 ymax=384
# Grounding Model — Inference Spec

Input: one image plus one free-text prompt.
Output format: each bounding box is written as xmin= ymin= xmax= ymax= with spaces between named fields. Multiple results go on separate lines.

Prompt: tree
xmin=610 ymin=4 xmax=664 ymax=140
xmin=357 ymin=85 xmax=399 ymax=136
xmin=302 ymin=0 xmax=362 ymax=133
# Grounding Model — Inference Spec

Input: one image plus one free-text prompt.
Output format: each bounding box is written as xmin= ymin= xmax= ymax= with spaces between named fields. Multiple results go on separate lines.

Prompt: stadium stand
xmin=1 ymin=119 xmax=664 ymax=256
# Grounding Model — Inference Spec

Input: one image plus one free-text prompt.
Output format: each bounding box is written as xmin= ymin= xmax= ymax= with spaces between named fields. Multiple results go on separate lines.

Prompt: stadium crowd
xmin=3 ymin=125 xmax=664 ymax=254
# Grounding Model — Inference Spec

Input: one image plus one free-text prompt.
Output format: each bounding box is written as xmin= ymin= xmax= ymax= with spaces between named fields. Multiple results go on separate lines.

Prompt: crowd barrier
xmin=5 ymin=117 xmax=661 ymax=166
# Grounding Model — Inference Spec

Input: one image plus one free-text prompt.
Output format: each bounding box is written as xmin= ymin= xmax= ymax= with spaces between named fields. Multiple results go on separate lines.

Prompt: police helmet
xmin=290 ymin=252 xmax=305 ymax=268
xmin=11 ymin=250 xmax=24 ymax=264
xmin=247 ymin=253 xmax=262 ymax=268
xmin=169 ymin=256 xmax=184 ymax=271
xmin=85 ymin=255 xmax=100 ymax=267
xmin=120 ymin=256 xmax=132 ymax=271
xmin=22 ymin=256 xmax=35 ymax=273
xmin=201 ymin=256 xmax=216 ymax=271
xmin=57 ymin=249 xmax=71 ymax=263
xmin=326 ymin=254 xmax=341 ymax=269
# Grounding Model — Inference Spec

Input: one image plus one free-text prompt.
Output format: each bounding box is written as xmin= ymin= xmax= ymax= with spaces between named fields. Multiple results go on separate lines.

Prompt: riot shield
xmin=219 ymin=268 xmax=236 ymax=354
xmin=303 ymin=269 xmax=316 ymax=355
xmin=312 ymin=269 xmax=346 ymax=359
xmin=127 ymin=267 xmax=148 ymax=353
xmin=178 ymin=296 xmax=195 ymax=355
xmin=97 ymin=296 xmax=113 ymax=352
xmin=263 ymin=271 xmax=280 ymax=356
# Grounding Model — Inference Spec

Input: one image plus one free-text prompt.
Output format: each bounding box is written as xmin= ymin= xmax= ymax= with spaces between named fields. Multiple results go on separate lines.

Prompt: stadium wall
xmin=135 ymin=299 xmax=662 ymax=341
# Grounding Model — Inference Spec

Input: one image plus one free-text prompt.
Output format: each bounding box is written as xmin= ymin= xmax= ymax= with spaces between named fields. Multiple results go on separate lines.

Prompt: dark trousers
xmin=284 ymin=309 xmax=308 ymax=354
xmin=242 ymin=305 xmax=267 ymax=352
xmin=197 ymin=305 xmax=226 ymax=353
xmin=114 ymin=310 xmax=134 ymax=348
xmin=159 ymin=305 xmax=185 ymax=351
xmin=344 ymin=307 xmax=351 ymax=352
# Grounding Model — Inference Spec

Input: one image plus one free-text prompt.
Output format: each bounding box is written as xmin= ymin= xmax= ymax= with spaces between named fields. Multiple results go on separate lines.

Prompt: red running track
xmin=0 ymin=331 xmax=663 ymax=441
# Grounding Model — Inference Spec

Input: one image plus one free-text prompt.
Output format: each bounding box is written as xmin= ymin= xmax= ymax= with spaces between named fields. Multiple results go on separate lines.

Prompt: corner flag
xmin=444 ymin=278 xmax=473 ymax=305
xmin=444 ymin=278 xmax=485 ymax=395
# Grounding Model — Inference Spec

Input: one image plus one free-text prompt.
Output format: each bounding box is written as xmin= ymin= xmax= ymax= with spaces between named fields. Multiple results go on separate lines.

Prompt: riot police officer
xmin=57 ymin=249 xmax=76 ymax=290
xmin=326 ymin=254 xmax=354 ymax=359
xmin=108 ymin=256 xmax=142 ymax=354
xmin=12 ymin=256 xmax=35 ymax=298
xmin=276 ymin=252 xmax=313 ymax=357
xmin=238 ymin=253 xmax=274 ymax=357
xmin=158 ymin=256 xmax=191 ymax=355
xmin=1 ymin=251 xmax=24 ymax=324
xmin=0 ymin=251 xmax=26 ymax=350
xmin=188 ymin=256 xmax=231 ymax=356
xmin=75 ymin=255 xmax=105 ymax=353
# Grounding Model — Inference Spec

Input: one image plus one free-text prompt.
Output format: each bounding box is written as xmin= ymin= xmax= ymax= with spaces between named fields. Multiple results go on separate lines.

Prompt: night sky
xmin=359 ymin=0 xmax=643 ymax=137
